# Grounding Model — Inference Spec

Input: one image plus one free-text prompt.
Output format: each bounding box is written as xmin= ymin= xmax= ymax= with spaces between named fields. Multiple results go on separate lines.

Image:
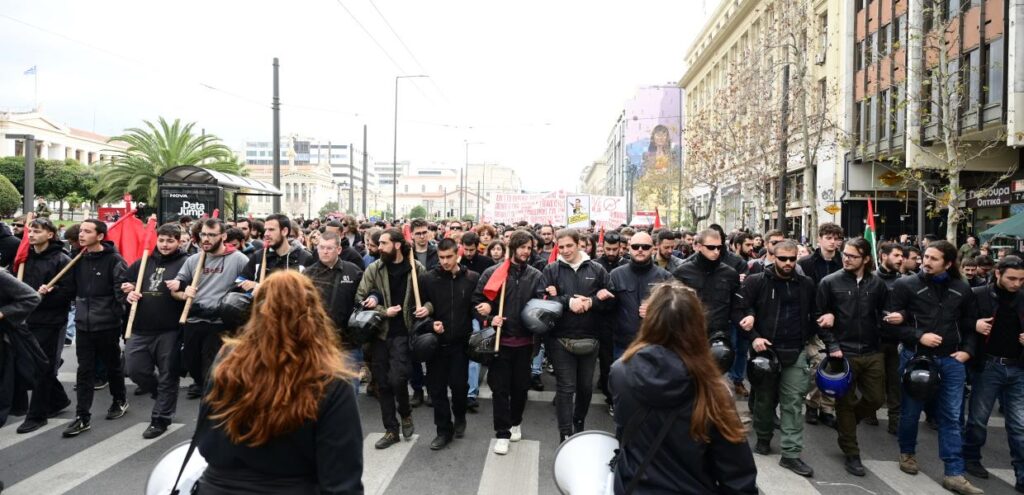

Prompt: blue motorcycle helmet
xmin=815 ymin=355 xmax=853 ymax=399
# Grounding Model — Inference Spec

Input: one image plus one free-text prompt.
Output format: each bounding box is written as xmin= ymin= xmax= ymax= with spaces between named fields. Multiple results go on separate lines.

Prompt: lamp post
xmin=464 ymin=141 xmax=483 ymax=219
xmin=392 ymin=74 xmax=428 ymax=221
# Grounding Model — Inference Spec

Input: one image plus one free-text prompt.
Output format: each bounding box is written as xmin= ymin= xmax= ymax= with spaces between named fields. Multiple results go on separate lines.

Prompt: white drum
xmin=145 ymin=441 xmax=208 ymax=495
xmin=552 ymin=430 xmax=618 ymax=495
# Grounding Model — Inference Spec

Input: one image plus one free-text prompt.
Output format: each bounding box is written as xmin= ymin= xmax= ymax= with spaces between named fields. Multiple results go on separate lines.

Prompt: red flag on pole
xmin=482 ymin=258 xmax=510 ymax=300
xmin=598 ymin=226 xmax=605 ymax=246
xmin=653 ymin=207 xmax=662 ymax=229
xmin=140 ymin=216 xmax=158 ymax=253
xmin=12 ymin=227 xmax=31 ymax=276
xmin=548 ymin=244 xmax=560 ymax=264
xmin=106 ymin=209 xmax=147 ymax=264
xmin=212 ymin=208 xmax=220 ymax=219
xmin=403 ymin=223 xmax=412 ymax=243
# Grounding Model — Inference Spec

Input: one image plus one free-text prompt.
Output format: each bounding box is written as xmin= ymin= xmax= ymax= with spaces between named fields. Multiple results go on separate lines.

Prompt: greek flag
xmin=24 ymin=66 xmax=36 ymax=75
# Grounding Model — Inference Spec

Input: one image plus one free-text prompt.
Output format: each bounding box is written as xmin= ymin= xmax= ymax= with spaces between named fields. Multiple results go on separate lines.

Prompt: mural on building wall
xmin=624 ymin=87 xmax=683 ymax=221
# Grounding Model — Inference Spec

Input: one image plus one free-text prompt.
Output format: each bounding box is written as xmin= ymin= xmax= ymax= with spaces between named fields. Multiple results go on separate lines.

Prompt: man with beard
xmin=419 ymin=238 xmax=479 ymax=450
xmin=363 ymin=228 xmax=382 ymax=268
xmin=732 ymin=232 xmax=756 ymax=266
xmin=901 ymin=245 xmax=922 ymax=275
xmin=542 ymin=229 xmax=613 ymax=442
xmin=473 ymin=230 xmax=545 ymax=455
xmin=738 ymin=240 xmax=819 ymax=477
xmin=799 ymin=223 xmax=844 ymax=428
xmin=304 ymin=231 xmax=363 ymax=389
xmin=119 ymin=223 xmax=188 ymax=439
xmin=816 ymin=238 xmax=892 ymax=476
xmin=594 ymin=231 xmax=627 ymax=409
xmin=460 ymin=232 xmax=494 ymax=275
xmin=671 ymin=229 xmax=743 ymax=363
xmin=653 ymin=230 xmax=683 ymax=273
xmin=748 ymin=230 xmax=785 ymax=275
xmin=874 ymin=241 xmax=905 ymax=432
xmin=538 ymin=225 xmax=555 ymax=260
xmin=61 ymin=219 xmax=129 ymax=438
xmin=888 ymin=240 xmax=981 ymax=494
xmin=356 ymin=228 xmax=428 ymax=449
xmin=240 ymin=214 xmax=313 ymax=289
xmin=168 ymin=218 xmax=249 ymax=400
xmin=15 ymin=217 xmax=74 ymax=434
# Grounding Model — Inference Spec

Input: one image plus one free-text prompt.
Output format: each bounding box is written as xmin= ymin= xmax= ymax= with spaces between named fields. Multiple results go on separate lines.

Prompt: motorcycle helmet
xmin=347 ymin=310 xmax=385 ymax=346
xmin=410 ymin=332 xmax=439 ymax=362
xmin=467 ymin=326 xmax=498 ymax=365
xmin=219 ymin=291 xmax=253 ymax=330
xmin=746 ymin=348 xmax=781 ymax=387
xmin=411 ymin=317 xmax=435 ymax=336
xmin=815 ymin=356 xmax=853 ymax=399
xmin=521 ymin=298 xmax=563 ymax=335
xmin=902 ymin=355 xmax=941 ymax=402
xmin=709 ymin=337 xmax=735 ymax=373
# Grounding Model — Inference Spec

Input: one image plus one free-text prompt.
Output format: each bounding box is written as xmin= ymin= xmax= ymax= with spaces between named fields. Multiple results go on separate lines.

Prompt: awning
xmin=979 ymin=211 xmax=1024 ymax=242
xmin=159 ymin=165 xmax=281 ymax=195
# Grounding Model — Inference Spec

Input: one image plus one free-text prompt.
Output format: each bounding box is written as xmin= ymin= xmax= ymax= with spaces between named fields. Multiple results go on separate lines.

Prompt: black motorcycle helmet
xmin=709 ymin=337 xmax=735 ymax=373
xmin=520 ymin=298 xmax=563 ymax=335
xmin=746 ymin=348 xmax=781 ymax=387
xmin=467 ymin=326 xmax=498 ymax=365
xmin=347 ymin=310 xmax=385 ymax=346
xmin=902 ymin=355 xmax=942 ymax=402
xmin=410 ymin=332 xmax=439 ymax=362
xmin=219 ymin=292 xmax=253 ymax=330
xmin=411 ymin=317 xmax=435 ymax=336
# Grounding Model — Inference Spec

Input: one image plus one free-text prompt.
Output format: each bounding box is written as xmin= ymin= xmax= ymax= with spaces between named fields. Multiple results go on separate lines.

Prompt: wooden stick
xmin=409 ymin=246 xmax=422 ymax=308
xmin=16 ymin=263 xmax=25 ymax=281
xmin=124 ymin=248 xmax=151 ymax=339
xmin=258 ymin=243 xmax=268 ymax=282
xmin=44 ymin=249 xmax=84 ymax=291
xmin=493 ymin=253 xmax=509 ymax=352
xmin=179 ymin=250 xmax=207 ymax=324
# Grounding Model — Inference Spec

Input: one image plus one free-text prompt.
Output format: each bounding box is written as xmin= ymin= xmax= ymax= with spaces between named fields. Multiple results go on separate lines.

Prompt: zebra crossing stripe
xmin=989 ymin=468 xmax=1018 ymax=487
xmin=58 ymin=372 xmax=192 ymax=389
xmin=4 ymin=422 xmax=183 ymax=495
xmin=751 ymin=454 xmax=818 ymax=495
xmin=362 ymin=433 xmax=419 ymax=495
xmin=477 ymin=439 xmax=539 ymax=495
xmin=477 ymin=382 xmax=606 ymax=405
xmin=861 ymin=460 xmax=947 ymax=494
xmin=0 ymin=418 xmax=72 ymax=450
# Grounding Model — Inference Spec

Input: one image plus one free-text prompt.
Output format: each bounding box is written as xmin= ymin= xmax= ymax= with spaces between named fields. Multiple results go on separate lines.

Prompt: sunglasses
xmin=776 ymin=255 xmax=797 ymax=262
xmin=701 ymin=244 xmax=723 ymax=251
xmin=13 ymin=224 xmax=24 ymax=228
xmin=631 ymin=244 xmax=653 ymax=251
xmin=450 ymin=226 xmax=463 ymax=231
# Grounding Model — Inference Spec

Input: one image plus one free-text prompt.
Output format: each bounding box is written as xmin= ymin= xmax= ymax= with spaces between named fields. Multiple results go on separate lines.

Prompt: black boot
xmin=779 ymin=457 xmax=814 ymax=477
xmin=845 ymin=455 xmax=866 ymax=476
xmin=429 ymin=434 xmax=452 ymax=450
xmin=410 ymin=389 xmax=424 ymax=408
xmin=572 ymin=419 xmax=584 ymax=435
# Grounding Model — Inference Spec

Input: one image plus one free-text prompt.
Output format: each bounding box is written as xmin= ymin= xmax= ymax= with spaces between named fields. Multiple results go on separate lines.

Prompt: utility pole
xmin=776 ymin=64 xmax=790 ymax=233
xmin=348 ymin=142 xmax=354 ymax=214
xmin=477 ymin=180 xmax=481 ymax=221
xmin=272 ymin=57 xmax=281 ymax=213
xmin=362 ymin=125 xmax=368 ymax=217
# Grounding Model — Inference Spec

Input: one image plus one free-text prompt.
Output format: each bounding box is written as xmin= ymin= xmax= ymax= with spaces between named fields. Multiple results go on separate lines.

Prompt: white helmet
xmin=146 ymin=441 xmax=207 ymax=495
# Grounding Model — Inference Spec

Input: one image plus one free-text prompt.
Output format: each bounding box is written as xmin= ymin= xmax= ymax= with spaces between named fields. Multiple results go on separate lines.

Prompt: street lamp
xmin=393 ymin=74 xmax=429 ymax=221
xmin=464 ymin=141 xmax=484 ymax=218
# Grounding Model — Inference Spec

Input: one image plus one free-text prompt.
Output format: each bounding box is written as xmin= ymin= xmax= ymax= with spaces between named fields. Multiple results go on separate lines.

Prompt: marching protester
xmin=418 ymin=238 xmax=479 ymax=450
xmin=815 ymin=237 xmax=890 ymax=476
xmin=459 ymin=231 xmax=494 ymax=275
xmin=542 ymin=228 xmax=613 ymax=442
xmin=653 ymin=230 xmax=683 ymax=272
xmin=538 ymin=225 xmax=555 ymax=260
xmin=197 ymin=271 xmax=363 ymax=493
xmin=355 ymin=228 xmax=427 ymax=449
xmin=738 ymin=239 xmax=818 ymax=477
xmin=62 ymin=219 xmax=129 ymax=438
xmin=16 ymin=217 xmax=74 ymax=434
xmin=473 ymin=229 xmax=545 ymax=455
xmin=240 ymin=214 xmax=313 ymax=288
xmin=799 ymin=223 xmax=844 ymax=429
xmin=168 ymin=218 xmax=249 ymax=399
xmin=408 ymin=219 xmax=437 ymax=405
xmin=610 ymin=281 xmax=756 ymax=494
xmin=889 ymin=240 xmax=982 ymax=494
xmin=876 ymin=241 xmax=905 ymax=432
xmin=608 ymin=232 xmax=672 ymax=359
xmin=901 ymin=245 xmax=922 ymax=275
xmin=120 ymin=223 xmax=188 ymax=439
xmin=963 ymin=255 xmax=1024 ymax=490
xmin=322 ymin=220 xmax=365 ymax=267
xmin=593 ymin=230 xmax=627 ymax=409
xmin=304 ymin=231 xmax=363 ymax=390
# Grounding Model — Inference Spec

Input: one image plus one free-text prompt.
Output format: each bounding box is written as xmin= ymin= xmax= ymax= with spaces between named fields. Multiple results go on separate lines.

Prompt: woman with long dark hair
xmin=197 ymin=270 xmax=363 ymax=494
xmin=488 ymin=240 xmax=506 ymax=264
xmin=610 ymin=281 xmax=756 ymax=494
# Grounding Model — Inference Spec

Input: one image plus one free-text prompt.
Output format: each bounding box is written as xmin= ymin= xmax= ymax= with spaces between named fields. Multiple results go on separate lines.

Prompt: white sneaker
xmin=510 ymin=425 xmax=522 ymax=442
xmin=494 ymin=438 xmax=510 ymax=455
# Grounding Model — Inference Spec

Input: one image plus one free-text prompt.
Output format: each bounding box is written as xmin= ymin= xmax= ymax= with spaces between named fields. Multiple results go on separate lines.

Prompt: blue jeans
xmin=66 ymin=306 xmax=76 ymax=339
xmin=468 ymin=320 xmax=481 ymax=399
xmin=728 ymin=324 xmax=749 ymax=383
xmin=964 ymin=359 xmax=1024 ymax=484
xmin=348 ymin=347 xmax=364 ymax=392
xmin=612 ymin=343 xmax=626 ymax=362
xmin=897 ymin=349 xmax=967 ymax=476
xmin=531 ymin=342 xmax=546 ymax=377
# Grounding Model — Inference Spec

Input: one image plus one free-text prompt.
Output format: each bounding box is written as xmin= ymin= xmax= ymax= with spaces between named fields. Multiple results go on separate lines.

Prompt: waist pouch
xmin=558 ymin=337 xmax=599 ymax=356
xmin=774 ymin=347 xmax=802 ymax=367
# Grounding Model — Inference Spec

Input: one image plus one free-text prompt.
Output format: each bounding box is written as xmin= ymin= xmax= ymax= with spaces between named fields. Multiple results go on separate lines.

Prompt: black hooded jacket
xmin=72 ymin=241 xmax=128 ymax=332
xmin=672 ymin=254 xmax=743 ymax=337
xmin=608 ymin=260 xmax=672 ymax=348
xmin=121 ymin=249 xmax=188 ymax=334
xmin=305 ymin=259 xmax=363 ymax=339
xmin=739 ymin=265 xmax=820 ymax=350
xmin=797 ymin=248 xmax=841 ymax=285
xmin=472 ymin=261 xmax=545 ymax=339
xmin=0 ymin=222 xmax=19 ymax=269
xmin=241 ymin=243 xmax=314 ymax=282
xmin=610 ymin=345 xmax=757 ymax=495
xmin=24 ymin=240 xmax=75 ymax=328
xmin=420 ymin=265 xmax=480 ymax=345
xmin=541 ymin=255 xmax=612 ymax=339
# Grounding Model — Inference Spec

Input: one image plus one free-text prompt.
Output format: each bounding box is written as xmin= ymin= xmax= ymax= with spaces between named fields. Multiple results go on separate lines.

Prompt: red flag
xmin=212 ymin=208 xmax=220 ymax=219
xmin=140 ymin=216 xmax=158 ymax=254
xmin=12 ymin=228 xmax=30 ymax=274
xmin=482 ymin=258 xmax=510 ymax=300
xmin=106 ymin=210 xmax=147 ymax=264
xmin=403 ymin=223 xmax=412 ymax=242
xmin=598 ymin=226 xmax=605 ymax=246
xmin=653 ymin=207 xmax=662 ymax=229
xmin=548 ymin=244 xmax=560 ymax=264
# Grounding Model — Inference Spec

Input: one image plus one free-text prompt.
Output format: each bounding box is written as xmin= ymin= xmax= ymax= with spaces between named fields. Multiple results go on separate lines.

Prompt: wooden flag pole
xmin=409 ymin=245 xmax=422 ymax=308
xmin=493 ymin=253 xmax=509 ymax=352
xmin=16 ymin=264 xmax=25 ymax=280
xmin=179 ymin=250 xmax=207 ymax=324
xmin=124 ymin=247 xmax=151 ymax=339
xmin=43 ymin=249 xmax=84 ymax=291
xmin=258 ymin=243 xmax=269 ymax=282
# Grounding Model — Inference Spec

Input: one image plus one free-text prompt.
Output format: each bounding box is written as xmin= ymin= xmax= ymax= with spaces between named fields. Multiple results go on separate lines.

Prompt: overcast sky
xmin=0 ymin=0 xmax=717 ymax=192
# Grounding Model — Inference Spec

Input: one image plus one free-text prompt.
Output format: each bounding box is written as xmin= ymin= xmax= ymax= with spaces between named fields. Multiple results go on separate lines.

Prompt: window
xmin=966 ymin=49 xmax=981 ymax=109
xmin=895 ymin=87 xmax=906 ymax=135
xmin=984 ymin=38 xmax=1004 ymax=105
xmin=880 ymin=90 xmax=890 ymax=139
xmin=854 ymin=41 xmax=863 ymax=70
xmin=878 ymin=24 xmax=889 ymax=58
xmin=421 ymin=185 xmax=426 ymax=193
xmin=869 ymin=96 xmax=878 ymax=142
xmin=817 ymin=13 xmax=828 ymax=64
xmin=865 ymin=31 xmax=874 ymax=67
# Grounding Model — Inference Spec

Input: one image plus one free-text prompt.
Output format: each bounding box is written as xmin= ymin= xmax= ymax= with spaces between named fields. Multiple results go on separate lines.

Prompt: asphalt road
xmin=0 ymin=343 xmax=1021 ymax=495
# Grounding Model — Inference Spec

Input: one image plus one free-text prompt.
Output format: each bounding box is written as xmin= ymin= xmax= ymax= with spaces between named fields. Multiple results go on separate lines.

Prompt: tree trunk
xmin=946 ymin=170 xmax=959 ymax=242
xmin=57 ymin=198 xmax=65 ymax=221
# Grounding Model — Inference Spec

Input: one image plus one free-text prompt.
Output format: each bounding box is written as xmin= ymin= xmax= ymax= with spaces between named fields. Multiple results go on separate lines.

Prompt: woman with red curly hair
xmin=197 ymin=270 xmax=362 ymax=494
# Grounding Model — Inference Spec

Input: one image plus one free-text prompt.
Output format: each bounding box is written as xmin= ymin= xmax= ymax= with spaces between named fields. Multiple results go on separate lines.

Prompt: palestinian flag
xmin=866 ymin=197 xmax=878 ymax=269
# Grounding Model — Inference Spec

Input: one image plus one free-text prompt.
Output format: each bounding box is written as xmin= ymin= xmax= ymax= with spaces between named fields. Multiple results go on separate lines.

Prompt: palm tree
xmin=94 ymin=117 xmax=243 ymax=204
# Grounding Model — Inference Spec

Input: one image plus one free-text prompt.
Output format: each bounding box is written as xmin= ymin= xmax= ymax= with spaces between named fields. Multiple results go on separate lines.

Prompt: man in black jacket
xmin=594 ymin=230 xmax=627 ymax=408
xmin=962 ymin=256 xmax=1024 ymax=488
xmin=120 ymin=223 xmax=188 ymax=439
xmin=738 ymin=240 xmax=819 ymax=477
xmin=239 ymin=214 xmax=313 ymax=289
xmin=816 ymin=237 xmax=891 ymax=476
xmin=0 ymin=222 xmax=19 ymax=269
xmin=875 ymin=241 xmax=905 ymax=433
xmin=15 ymin=217 xmax=74 ymax=434
xmin=305 ymin=232 xmax=363 ymax=341
xmin=672 ymin=229 xmax=743 ymax=349
xmin=420 ymin=238 xmax=479 ymax=450
xmin=0 ymin=267 xmax=43 ymax=433
xmin=61 ymin=219 xmax=129 ymax=438
xmin=410 ymin=219 xmax=439 ymax=271
xmin=888 ymin=240 xmax=982 ymax=494
xmin=542 ymin=228 xmax=613 ymax=442
xmin=473 ymin=230 xmax=545 ymax=455
xmin=459 ymin=232 xmax=494 ymax=275
xmin=800 ymin=222 xmax=844 ymax=428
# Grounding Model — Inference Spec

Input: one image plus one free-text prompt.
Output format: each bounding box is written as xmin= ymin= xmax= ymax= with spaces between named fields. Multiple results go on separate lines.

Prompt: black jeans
xmin=426 ymin=344 xmax=469 ymax=437
xmin=75 ymin=329 xmax=126 ymax=420
xmin=371 ymin=336 xmax=412 ymax=432
xmin=183 ymin=322 xmax=225 ymax=389
xmin=26 ymin=324 xmax=70 ymax=420
xmin=125 ymin=331 xmax=181 ymax=421
xmin=546 ymin=338 xmax=598 ymax=435
xmin=488 ymin=343 xmax=533 ymax=439
xmin=881 ymin=340 xmax=901 ymax=421
xmin=596 ymin=325 xmax=613 ymax=404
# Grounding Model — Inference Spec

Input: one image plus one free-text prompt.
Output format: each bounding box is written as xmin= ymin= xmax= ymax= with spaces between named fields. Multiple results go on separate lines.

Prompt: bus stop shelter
xmin=157 ymin=165 xmax=281 ymax=223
